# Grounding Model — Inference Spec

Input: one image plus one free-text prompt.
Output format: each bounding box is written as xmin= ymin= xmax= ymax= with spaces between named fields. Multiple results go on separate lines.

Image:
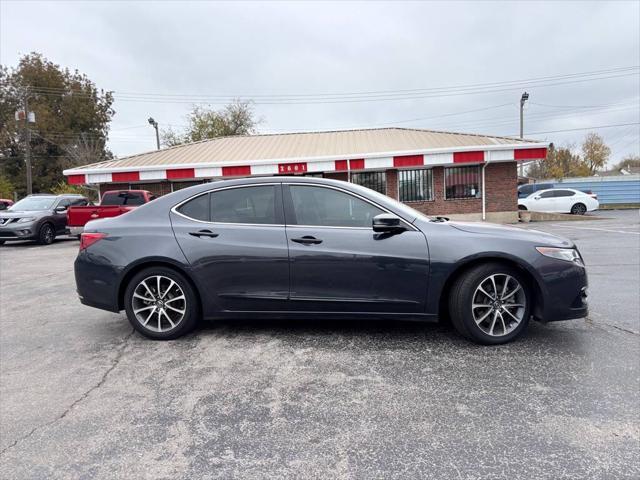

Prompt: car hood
xmin=0 ymin=210 xmax=47 ymax=219
xmin=448 ymin=221 xmax=573 ymax=248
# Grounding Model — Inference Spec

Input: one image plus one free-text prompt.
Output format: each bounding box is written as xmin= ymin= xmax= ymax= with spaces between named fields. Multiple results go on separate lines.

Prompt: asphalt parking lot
xmin=1 ymin=210 xmax=639 ymax=479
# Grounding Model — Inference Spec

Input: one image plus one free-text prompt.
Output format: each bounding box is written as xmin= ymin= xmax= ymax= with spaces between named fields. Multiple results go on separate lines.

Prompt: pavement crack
xmin=0 ymin=328 xmax=135 ymax=457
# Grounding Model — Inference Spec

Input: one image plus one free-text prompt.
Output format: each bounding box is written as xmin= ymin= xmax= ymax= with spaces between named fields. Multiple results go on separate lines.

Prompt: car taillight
xmin=80 ymin=232 xmax=107 ymax=251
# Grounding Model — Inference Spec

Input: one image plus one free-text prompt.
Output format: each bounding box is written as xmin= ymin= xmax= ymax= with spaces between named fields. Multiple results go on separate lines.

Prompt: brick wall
xmin=384 ymin=162 xmax=517 ymax=215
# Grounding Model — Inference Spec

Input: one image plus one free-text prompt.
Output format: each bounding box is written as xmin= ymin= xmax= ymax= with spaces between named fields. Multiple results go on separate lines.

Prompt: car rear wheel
xmin=37 ymin=223 xmax=55 ymax=245
xmin=124 ymin=267 xmax=199 ymax=340
xmin=448 ymin=263 xmax=531 ymax=345
xmin=571 ymin=203 xmax=587 ymax=215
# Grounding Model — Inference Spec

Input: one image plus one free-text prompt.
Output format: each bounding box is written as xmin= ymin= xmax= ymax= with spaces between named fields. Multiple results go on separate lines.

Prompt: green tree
xmin=161 ymin=100 xmax=260 ymax=147
xmin=527 ymin=144 xmax=590 ymax=179
xmin=0 ymin=53 xmax=114 ymax=196
xmin=581 ymin=132 xmax=610 ymax=174
xmin=0 ymin=173 xmax=15 ymax=199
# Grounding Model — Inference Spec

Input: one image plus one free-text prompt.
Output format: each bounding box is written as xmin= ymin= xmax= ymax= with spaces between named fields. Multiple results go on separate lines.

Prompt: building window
xmin=445 ymin=165 xmax=482 ymax=199
xmin=350 ymin=171 xmax=386 ymax=194
xmin=399 ymin=169 xmax=433 ymax=202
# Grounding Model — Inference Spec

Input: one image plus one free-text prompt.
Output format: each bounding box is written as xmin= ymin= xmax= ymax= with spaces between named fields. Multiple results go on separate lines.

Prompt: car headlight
xmin=536 ymin=246 xmax=584 ymax=266
xmin=17 ymin=217 xmax=36 ymax=223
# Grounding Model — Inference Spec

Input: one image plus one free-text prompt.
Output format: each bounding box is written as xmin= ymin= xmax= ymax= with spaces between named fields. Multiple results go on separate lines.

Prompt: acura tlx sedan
xmin=75 ymin=177 xmax=588 ymax=345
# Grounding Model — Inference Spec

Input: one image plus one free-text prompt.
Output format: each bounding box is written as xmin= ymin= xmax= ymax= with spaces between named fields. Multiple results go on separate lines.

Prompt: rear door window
xmin=210 ymin=186 xmax=277 ymax=224
xmin=553 ymin=190 xmax=575 ymax=197
xmin=177 ymin=193 xmax=210 ymax=221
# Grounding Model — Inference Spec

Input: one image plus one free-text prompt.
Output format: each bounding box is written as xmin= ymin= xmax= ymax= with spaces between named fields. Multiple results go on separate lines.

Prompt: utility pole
xmin=23 ymin=91 xmax=33 ymax=195
xmin=519 ymin=92 xmax=529 ymax=177
xmin=148 ymin=117 xmax=160 ymax=150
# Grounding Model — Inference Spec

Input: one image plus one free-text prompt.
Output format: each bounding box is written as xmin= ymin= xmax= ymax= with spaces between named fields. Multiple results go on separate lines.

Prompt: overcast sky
xmin=1 ymin=0 xmax=639 ymax=166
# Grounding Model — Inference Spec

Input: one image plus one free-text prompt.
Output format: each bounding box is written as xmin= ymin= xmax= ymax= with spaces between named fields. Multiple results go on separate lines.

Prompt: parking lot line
xmin=548 ymin=224 xmax=640 ymax=235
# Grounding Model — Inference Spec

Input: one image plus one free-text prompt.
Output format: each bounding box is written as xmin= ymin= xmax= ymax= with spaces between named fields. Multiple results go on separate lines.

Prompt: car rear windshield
xmin=101 ymin=192 xmax=146 ymax=206
xmin=9 ymin=197 xmax=56 ymax=211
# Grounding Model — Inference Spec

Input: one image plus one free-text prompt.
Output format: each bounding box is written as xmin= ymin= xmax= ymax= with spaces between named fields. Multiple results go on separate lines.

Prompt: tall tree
xmin=0 ymin=53 xmax=114 ymax=196
xmin=527 ymin=144 xmax=590 ymax=179
xmin=161 ymin=100 xmax=259 ymax=147
xmin=581 ymin=132 xmax=610 ymax=174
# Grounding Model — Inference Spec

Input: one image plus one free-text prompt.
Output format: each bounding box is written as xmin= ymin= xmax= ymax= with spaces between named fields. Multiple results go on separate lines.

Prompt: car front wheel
xmin=38 ymin=223 xmax=55 ymax=245
xmin=124 ymin=267 xmax=199 ymax=340
xmin=449 ymin=263 xmax=531 ymax=345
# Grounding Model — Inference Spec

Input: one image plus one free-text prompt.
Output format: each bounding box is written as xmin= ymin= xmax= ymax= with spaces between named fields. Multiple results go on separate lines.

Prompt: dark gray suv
xmin=0 ymin=194 xmax=89 ymax=245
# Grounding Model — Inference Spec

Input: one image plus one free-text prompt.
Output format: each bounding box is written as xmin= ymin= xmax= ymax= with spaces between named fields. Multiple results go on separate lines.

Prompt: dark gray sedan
xmin=74 ymin=177 xmax=588 ymax=344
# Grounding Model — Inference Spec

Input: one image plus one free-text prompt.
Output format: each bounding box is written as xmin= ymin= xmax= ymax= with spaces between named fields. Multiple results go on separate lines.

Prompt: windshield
xmin=9 ymin=196 xmax=56 ymax=211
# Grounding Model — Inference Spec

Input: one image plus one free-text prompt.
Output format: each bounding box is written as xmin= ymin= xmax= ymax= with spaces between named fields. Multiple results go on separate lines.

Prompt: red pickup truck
xmin=67 ymin=190 xmax=155 ymax=235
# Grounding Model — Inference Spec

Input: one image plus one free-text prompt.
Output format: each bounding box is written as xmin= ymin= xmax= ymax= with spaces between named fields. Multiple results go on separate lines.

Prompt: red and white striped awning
xmin=65 ymin=145 xmax=547 ymax=185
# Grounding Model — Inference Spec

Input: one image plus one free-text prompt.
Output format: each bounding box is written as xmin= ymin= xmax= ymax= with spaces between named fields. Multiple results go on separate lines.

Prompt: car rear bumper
xmin=69 ymin=226 xmax=84 ymax=236
xmin=75 ymin=252 xmax=122 ymax=312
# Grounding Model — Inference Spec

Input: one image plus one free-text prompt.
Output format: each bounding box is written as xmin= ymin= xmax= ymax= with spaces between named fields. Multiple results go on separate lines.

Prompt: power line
xmin=18 ymin=65 xmax=638 ymax=99
xmin=505 ymin=122 xmax=640 ymax=136
xmin=9 ymin=66 xmax=639 ymax=105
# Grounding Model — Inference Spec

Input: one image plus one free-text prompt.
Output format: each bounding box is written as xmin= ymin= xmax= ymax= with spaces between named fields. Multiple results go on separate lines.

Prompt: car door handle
xmin=291 ymin=235 xmax=322 ymax=245
xmin=189 ymin=229 xmax=219 ymax=238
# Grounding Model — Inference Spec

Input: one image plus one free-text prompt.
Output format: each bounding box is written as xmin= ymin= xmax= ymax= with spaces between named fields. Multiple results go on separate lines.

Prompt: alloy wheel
xmin=131 ymin=275 xmax=186 ymax=333
xmin=572 ymin=203 xmax=586 ymax=215
xmin=471 ymin=274 xmax=526 ymax=337
xmin=43 ymin=225 xmax=54 ymax=244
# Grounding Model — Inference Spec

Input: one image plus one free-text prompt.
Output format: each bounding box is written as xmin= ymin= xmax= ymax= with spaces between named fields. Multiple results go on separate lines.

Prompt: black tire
xmin=518 ymin=205 xmax=528 ymax=211
xmin=124 ymin=266 xmax=199 ymax=340
xmin=37 ymin=223 xmax=55 ymax=245
xmin=448 ymin=262 xmax=531 ymax=345
xmin=571 ymin=203 xmax=587 ymax=215
xmin=0 ymin=240 xmax=5 ymax=245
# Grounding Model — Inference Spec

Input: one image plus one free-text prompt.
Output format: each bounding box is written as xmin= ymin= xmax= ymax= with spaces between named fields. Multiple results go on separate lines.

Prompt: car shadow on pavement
xmin=190 ymin=316 xmax=587 ymax=351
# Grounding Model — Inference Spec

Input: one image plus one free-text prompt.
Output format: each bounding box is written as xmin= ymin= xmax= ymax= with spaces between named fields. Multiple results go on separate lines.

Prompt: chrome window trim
xmin=285 ymin=182 xmax=418 ymax=231
xmin=171 ymin=183 xmax=283 ymax=227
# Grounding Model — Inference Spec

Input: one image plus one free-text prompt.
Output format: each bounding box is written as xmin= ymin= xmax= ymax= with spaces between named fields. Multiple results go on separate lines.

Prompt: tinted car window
xmin=101 ymin=192 xmax=146 ymax=206
xmin=70 ymin=198 xmax=89 ymax=206
xmin=539 ymin=190 xmax=555 ymax=198
xmin=553 ymin=190 xmax=575 ymax=197
xmin=177 ymin=193 xmax=210 ymax=221
xmin=290 ymin=185 xmax=384 ymax=228
xmin=57 ymin=198 xmax=72 ymax=208
xmin=210 ymin=186 xmax=277 ymax=224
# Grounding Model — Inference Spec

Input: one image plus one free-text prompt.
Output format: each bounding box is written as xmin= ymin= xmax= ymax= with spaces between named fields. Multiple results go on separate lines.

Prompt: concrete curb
xmin=519 ymin=211 xmax=605 ymax=223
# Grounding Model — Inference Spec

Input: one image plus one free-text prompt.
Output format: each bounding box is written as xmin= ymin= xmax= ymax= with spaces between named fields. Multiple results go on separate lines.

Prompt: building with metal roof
xmin=64 ymin=127 xmax=548 ymax=221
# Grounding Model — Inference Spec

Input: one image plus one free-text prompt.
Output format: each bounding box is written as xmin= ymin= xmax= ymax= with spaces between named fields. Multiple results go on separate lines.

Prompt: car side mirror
xmin=55 ymin=206 xmax=67 ymax=213
xmin=534 ymin=196 xmax=541 ymax=200
xmin=372 ymin=213 xmax=405 ymax=233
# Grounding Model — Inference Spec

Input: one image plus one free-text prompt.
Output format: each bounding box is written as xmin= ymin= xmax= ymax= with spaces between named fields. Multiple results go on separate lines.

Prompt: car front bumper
xmin=533 ymin=257 xmax=589 ymax=322
xmin=0 ymin=223 xmax=37 ymax=241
